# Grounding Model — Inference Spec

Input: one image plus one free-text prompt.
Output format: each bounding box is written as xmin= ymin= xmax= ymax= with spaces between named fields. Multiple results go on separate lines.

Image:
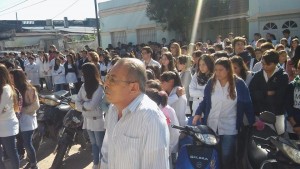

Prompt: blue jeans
xmin=219 ymin=135 xmax=237 ymax=169
xmin=87 ymin=130 xmax=105 ymax=165
xmin=21 ymin=130 xmax=37 ymax=165
xmin=0 ymin=135 xmax=20 ymax=169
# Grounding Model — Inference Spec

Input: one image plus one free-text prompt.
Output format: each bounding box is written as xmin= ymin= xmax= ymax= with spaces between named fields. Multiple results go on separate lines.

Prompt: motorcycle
xmin=51 ymin=95 xmax=88 ymax=169
xmin=172 ymin=124 xmax=220 ymax=169
xmin=246 ymin=111 xmax=300 ymax=169
xmin=32 ymin=90 xmax=71 ymax=152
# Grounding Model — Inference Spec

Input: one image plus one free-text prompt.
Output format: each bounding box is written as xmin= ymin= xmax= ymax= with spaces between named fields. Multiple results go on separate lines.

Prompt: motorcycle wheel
xmin=51 ymin=135 xmax=70 ymax=169
xmin=32 ymin=129 xmax=43 ymax=152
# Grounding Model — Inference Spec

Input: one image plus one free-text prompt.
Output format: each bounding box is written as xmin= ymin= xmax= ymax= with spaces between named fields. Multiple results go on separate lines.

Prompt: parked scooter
xmin=51 ymin=95 xmax=88 ymax=169
xmin=246 ymin=111 xmax=300 ymax=169
xmin=32 ymin=90 xmax=71 ymax=152
xmin=172 ymin=124 xmax=220 ymax=169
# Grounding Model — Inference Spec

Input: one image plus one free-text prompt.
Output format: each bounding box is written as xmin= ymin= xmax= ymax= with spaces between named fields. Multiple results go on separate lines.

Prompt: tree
xmin=146 ymin=0 xmax=197 ymax=40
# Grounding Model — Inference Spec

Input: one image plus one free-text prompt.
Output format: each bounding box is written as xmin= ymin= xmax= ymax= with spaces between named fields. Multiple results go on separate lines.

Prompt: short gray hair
xmin=117 ymin=58 xmax=147 ymax=92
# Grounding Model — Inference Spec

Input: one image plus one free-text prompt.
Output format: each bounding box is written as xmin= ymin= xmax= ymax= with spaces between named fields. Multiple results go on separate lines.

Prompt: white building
xmin=98 ymin=0 xmax=174 ymax=48
xmin=98 ymin=0 xmax=300 ymax=46
xmin=248 ymin=0 xmax=300 ymax=42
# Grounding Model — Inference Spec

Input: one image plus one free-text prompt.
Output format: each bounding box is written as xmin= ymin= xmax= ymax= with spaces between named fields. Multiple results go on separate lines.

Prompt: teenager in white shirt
xmin=25 ymin=56 xmax=40 ymax=91
xmin=0 ymin=64 xmax=19 ymax=169
xmin=76 ymin=63 xmax=105 ymax=169
xmin=189 ymin=54 xmax=214 ymax=115
xmin=193 ymin=58 xmax=255 ymax=169
xmin=52 ymin=58 xmax=66 ymax=92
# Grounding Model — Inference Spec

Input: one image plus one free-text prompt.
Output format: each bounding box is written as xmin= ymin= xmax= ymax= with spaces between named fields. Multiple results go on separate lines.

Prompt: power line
xmin=51 ymin=0 xmax=81 ymax=19
xmin=0 ymin=0 xmax=47 ymax=17
xmin=0 ymin=0 xmax=29 ymax=13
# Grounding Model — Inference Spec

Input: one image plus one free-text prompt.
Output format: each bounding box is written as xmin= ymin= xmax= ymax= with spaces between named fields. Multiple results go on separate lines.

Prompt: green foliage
xmin=146 ymin=0 xmax=197 ymax=39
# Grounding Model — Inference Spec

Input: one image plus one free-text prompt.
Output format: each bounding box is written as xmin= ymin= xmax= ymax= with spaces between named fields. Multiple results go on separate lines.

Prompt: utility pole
xmin=94 ymin=0 xmax=101 ymax=47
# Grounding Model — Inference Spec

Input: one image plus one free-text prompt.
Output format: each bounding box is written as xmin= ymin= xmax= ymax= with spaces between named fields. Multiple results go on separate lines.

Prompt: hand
xmin=192 ymin=115 xmax=202 ymax=125
xmin=267 ymin=91 xmax=275 ymax=96
xmin=293 ymin=126 xmax=300 ymax=135
xmin=176 ymin=87 xmax=185 ymax=97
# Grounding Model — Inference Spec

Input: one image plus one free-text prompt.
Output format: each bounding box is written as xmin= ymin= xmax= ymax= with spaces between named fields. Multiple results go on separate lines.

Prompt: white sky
xmin=0 ymin=0 xmax=109 ymax=20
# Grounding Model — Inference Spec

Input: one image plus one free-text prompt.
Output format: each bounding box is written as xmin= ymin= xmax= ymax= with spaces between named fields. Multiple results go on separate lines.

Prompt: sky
xmin=0 ymin=0 xmax=109 ymax=20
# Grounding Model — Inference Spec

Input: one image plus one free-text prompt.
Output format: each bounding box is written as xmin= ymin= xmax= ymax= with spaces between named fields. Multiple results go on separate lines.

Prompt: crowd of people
xmin=0 ymin=28 xmax=300 ymax=169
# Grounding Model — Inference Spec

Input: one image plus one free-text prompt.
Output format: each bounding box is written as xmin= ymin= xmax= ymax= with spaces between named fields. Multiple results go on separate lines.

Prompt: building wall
xmin=248 ymin=0 xmax=300 ymax=42
xmin=99 ymin=0 xmax=173 ymax=48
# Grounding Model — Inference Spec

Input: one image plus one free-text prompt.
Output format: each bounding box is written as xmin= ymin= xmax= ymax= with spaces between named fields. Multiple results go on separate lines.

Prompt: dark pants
xmin=219 ymin=135 xmax=237 ymax=169
xmin=21 ymin=130 xmax=37 ymax=165
xmin=0 ymin=135 xmax=20 ymax=169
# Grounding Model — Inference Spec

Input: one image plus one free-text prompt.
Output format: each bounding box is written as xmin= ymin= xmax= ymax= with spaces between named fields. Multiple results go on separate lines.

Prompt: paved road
xmin=5 ymin=139 xmax=94 ymax=169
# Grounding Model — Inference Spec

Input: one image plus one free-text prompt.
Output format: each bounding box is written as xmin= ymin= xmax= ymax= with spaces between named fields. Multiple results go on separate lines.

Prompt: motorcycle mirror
xmin=259 ymin=111 xmax=276 ymax=124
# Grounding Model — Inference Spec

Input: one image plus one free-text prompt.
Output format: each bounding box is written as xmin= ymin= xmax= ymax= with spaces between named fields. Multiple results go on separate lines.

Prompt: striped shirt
xmin=101 ymin=93 xmax=170 ymax=169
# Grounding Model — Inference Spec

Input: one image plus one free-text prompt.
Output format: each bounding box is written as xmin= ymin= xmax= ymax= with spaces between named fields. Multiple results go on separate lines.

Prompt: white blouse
xmin=207 ymin=80 xmax=238 ymax=135
xmin=0 ymin=85 xmax=19 ymax=137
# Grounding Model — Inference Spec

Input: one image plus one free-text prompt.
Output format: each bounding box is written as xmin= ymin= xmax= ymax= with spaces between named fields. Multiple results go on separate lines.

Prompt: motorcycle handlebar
xmin=171 ymin=125 xmax=186 ymax=130
xmin=252 ymin=135 xmax=270 ymax=145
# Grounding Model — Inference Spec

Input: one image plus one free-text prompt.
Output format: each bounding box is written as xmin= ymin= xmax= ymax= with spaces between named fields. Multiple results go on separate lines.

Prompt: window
xmin=263 ymin=22 xmax=277 ymax=30
xmin=111 ymin=31 xmax=126 ymax=48
xmin=282 ymin=20 xmax=297 ymax=29
xmin=137 ymin=28 xmax=156 ymax=44
xmin=22 ymin=21 xmax=34 ymax=25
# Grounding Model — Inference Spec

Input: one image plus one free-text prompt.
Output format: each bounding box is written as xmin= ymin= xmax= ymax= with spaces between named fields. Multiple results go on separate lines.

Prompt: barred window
xmin=263 ymin=22 xmax=278 ymax=30
xmin=282 ymin=20 xmax=297 ymax=29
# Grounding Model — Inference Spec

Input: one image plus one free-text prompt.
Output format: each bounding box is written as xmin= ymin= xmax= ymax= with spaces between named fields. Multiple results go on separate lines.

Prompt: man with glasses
xmin=101 ymin=58 xmax=169 ymax=169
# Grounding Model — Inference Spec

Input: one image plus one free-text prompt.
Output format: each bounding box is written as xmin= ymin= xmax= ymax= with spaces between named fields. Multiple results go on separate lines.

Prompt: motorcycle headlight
xmin=282 ymin=143 xmax=300 ymax=164
xmin=43 ymin=98 xmax=60 ymax=106
xmin=195 ymin=133 xmax=218 ymax=145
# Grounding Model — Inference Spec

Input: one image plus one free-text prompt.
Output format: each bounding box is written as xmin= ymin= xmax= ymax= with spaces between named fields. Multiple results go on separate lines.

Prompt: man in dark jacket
xmin=249 ymin=49 xmax=289 ymax=135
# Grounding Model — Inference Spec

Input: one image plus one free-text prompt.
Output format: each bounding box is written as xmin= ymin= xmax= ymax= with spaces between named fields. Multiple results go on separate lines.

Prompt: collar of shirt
xmin=112 ymin=93 xmax=145 ymax=117
xmin=263 ymin=66 xmax=279 ymax=82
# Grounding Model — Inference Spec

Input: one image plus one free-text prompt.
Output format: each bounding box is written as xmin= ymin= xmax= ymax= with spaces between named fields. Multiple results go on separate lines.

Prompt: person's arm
xmin=141 ymin=112 xmax=169 ymax=169
xmin=83 ymin=86 xmax=103 ymax=111
xmin=192 ymin=82 xmax=210 ymax=125
xmin=239 ymin=80 xmax=255 ymax=125
xmin=189 ymin=74 xmax=205 ymax=98
xmin=21 ymin=89 xmax=40 ymax=115
xmin=249 ymin=73 xmax=265 ymax=114
xmin=75 ymin=86 xmax=84 ymax=112
xmin=0 ymin=86 xmax=11 ymax=114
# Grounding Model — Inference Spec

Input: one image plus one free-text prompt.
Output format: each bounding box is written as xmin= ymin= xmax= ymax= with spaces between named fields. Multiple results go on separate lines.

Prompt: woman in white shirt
xmin=160 ymin=71 xmax=187 ymax=126
xmin=230 ymin=55 xmax=253 ymax=86
xmin=192 ymin=57 xmax=255 ymax=169
xmin=99 ymin=53 xmax=111 ymax=82
xmin=10 ymin=69 xmax=39 ymax=169
xmin=64 ymin=54 xmax=78 ymax=93
xmin=0 ymin=64 xmax=19 ymax=169
xmin=189 ymin=54 xmax=214 ymax=115
xmin=25 ymin=56 xmax=40 ymax=91
xmin=75 ymin=63 xmax=105 ymax=169
xmin=52 ymin=58 xmax=66 ymax=92
xmin=41 ymin=53 xmax=53 ymax=91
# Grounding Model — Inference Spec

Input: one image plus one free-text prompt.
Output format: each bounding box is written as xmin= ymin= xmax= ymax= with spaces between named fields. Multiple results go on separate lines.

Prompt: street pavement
xmin=5 ymin=138 xmax=93 ymax=169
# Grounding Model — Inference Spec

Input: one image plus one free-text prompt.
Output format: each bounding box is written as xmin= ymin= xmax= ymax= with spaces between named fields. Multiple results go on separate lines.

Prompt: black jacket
xmin=249 ymin=68 xmax=289 ymax=115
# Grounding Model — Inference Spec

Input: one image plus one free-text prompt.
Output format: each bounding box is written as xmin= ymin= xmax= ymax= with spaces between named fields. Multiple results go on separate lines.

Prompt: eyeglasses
xmin=105 ymin=74 xmax=135 ymax=85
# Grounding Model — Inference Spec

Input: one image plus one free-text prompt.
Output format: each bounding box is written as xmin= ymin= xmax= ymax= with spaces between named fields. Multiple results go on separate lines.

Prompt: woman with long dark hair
xmin=189 ymin=54 xmax=214 ymax=115
xmin=75 ymin=63 xmax=105 ymax=169
xmin=286 ymin=45 xmax=300 ymax=81
xmin=193 ymin=57 xmax=255 ymax=169
xmin=0 ymin=64 xmax=19 ymax=169
xmin=161 ymin=52 xmax=176 ymax=73
xmin=10 ymin=69 xmax=39 ymax=169
xmin=52 ymin=58 xmax=66 ymax=91
xmin=64 ymin=54 xmax=78 ymax=93
xmin=230 ymin=55 xmax=253 ymax=86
